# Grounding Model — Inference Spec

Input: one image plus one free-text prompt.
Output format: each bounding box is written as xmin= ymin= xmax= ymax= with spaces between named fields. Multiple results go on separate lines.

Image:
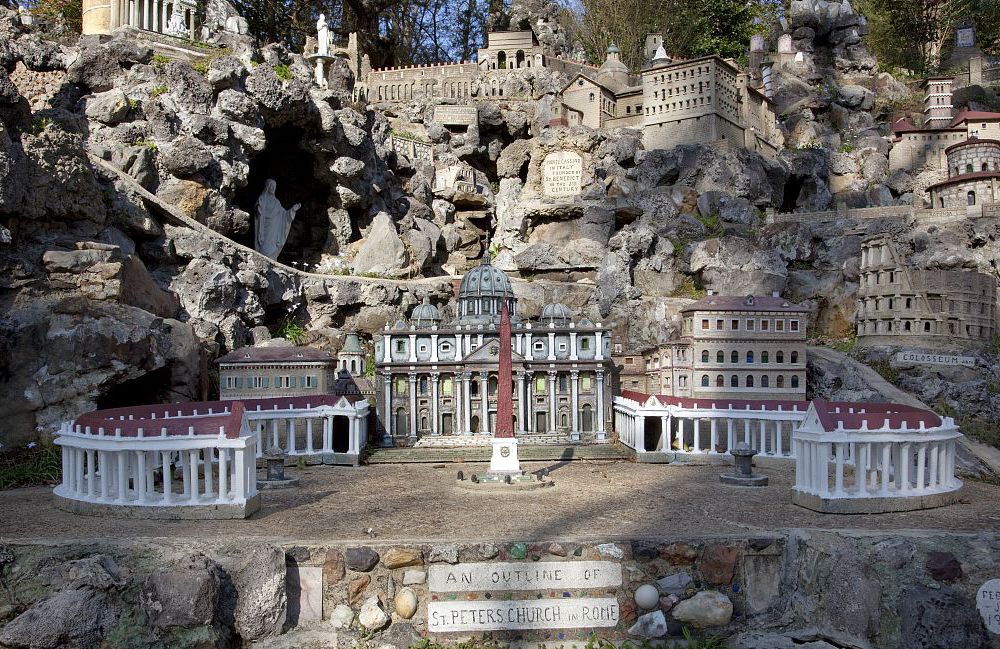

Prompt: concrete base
xmin=258 ymin=452 xmax=360 ymax=468
xmin=489 ymin=438 xmax=520 ymax=474
xmin=457 ymin=474 xmax=554 ymax=492
xmin=54 ymin=493 xmax=261 ymax=519
xmin=258 ymin=478 xmax=300 ymax=490
xmin=633 ymin=450 xmax=792 ymax=470
xmin=720 ymin=473 xmax=769 ymax=486
xmin=791 ymin=484 xmax=965 ymax=514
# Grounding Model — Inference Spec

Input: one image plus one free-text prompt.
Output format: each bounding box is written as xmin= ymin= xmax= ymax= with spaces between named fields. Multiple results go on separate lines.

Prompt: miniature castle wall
xmin=856 ymin=235 xmax=997 ymax=350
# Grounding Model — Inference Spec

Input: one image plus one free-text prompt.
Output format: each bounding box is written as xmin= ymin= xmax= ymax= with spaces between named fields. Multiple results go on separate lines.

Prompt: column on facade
xmin=636 ymin=414 xmax=645 ymax=452
xmin=431 ymin=372 xmax=440 ymax=435
xmin=595 ymin=370 xmax=606 ymax=439
xmin=479 ymin=371 xmax=489 ymax=435
xmin=382 ymin=373 xmax=393 ymax=444
xmin=430 ymin=334 xmax=439 ymax=362
xmin=547 ymin=330 xmax=556 ymax=361
xmin=453 ymin=372 xmax=462 ymax=436
xmin=759 ymin=419 xmax=767 ymax=455
xmin=408 ymin=334 xmax=417 ymax=363
xmin=569 ymin=330 xmax=578 ymax=361
xmin=454 ymin=333 xmax=462 ymax=361
xmin=548 ymin=370 xmax=557 ymax=433
xmin=463 ymin=372 xmax=472 ymax=435
xmin=693 ymin=418 xmax=701 ymax=453
xmin=710 ymin=418 xmax=718 ymax=453
xmin=383 ymin=333 xmax=391 ymax=363
xmin=659 ymin=416 xmax=668 ymax=452
xmin=570 ymin=370 xmax=580 ymax=441
xmin=525 ymin=330 xmax=533 ymax=360
xmin=524 ymin=371 xmax=534 ymax=432
xmin=595 ymin=330 xmax=603 ymax=361
xmin=408 ymin=372 xmax=417 ymax=441
xmin=517 ymin=371 xmax=526 ymax=435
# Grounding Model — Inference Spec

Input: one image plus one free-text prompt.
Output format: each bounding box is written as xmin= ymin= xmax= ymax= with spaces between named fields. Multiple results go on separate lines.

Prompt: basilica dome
xmin=412 ymin=298 xmax=442 ymax=327
xmin=540 ymin=302 xmax=573 ymax=325
xmin=456 ymin=248 xmax=518 ymax=325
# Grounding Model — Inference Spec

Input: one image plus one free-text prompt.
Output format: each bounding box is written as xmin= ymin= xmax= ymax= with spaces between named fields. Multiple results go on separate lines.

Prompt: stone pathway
xmin=1 ymin=462 xmax=997 ymax=542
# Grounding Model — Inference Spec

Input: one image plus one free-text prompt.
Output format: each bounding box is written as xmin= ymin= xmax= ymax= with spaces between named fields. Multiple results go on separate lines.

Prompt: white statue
xmin=317 ymin=14 xmax=329 ymax=56
xmin=165 ymin=2 xmax=189 ymax=38
xmin=255 ymin=179 xmax=300 ymax=259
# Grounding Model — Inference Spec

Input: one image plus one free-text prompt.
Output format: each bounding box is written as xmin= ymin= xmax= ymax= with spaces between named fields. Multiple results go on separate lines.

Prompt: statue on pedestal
xmin=317 ymin=14 xmax=329 ymax=56
xmin=254 ymin=179 xmax=300 ymax=259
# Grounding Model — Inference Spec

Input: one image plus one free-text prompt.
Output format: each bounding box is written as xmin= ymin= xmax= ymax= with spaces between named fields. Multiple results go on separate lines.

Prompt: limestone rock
xmin=597 ymin=543 xmax=623 ymax=559
xmin=402 ymin=570 xmax=426 ymax=585
xmin=352 ymin=212 xmax=409 ymax=277
xmin=670 ymin=590 xmax=733 ymax=628
xmin=141 ymin=557 xmax=220 ymax=629
xmin=84 ymin=89 xmax=131 ymax=125
xmin=344 ymin=547 xmax=379 ymax=572
xmin=628 ymin=610 xmax=667 ymax=638
xmin=229 ymin=545 xmax=287 ymax=641
xmin=394 ymin=588 xmax=418 ymax=619
xmin=359 ymin=596 xmax=390 ymax=630
xmin=899 ymin=584 xmax=986 ymax=649
xmin=162 ymin=135 xmax=214 ymax=177
xmin=837 ymin=84 xmax=874 ymax=111
xmin=329 ymin=603 xmax=354 ymax=629
xmin=381 ymin=548 xmax=422 ymax=569
xmin=0 ymin=588 xmax=119 ymax=649
xmin=38 ymin=554 xmax=127 ymax=591
xmin=428 ymin=544 xmax=458 ymax=564
xmin=657 ymin=572 xmax=693 ymax=596
xmin=690 ymin=237 xmax=787 ymax=296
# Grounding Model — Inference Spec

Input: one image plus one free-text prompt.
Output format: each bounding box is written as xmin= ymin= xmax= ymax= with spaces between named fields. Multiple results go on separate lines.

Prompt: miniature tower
xmin=338 ymin=333 xmax=365 ymax=377
xmin=489 ymin=300 xmax=520 ymax=473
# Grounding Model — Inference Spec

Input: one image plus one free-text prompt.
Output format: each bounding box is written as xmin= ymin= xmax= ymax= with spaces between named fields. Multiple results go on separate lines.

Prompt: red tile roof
xmin=810 ymin=398 xmax=941 ymax=432
xmin=892 ymin=117 xmax=917 ymax=133
xmin=620 ymin=390 xmax=809 ymax=411
xmin=944 ymin=137 xmax=1000 ymax=154
xmin=926 ymin=170 xmax=1000 ymax=191
xmin=680 ymin=295 xmax=808 ymax=314
xmin=949 ymin=110 xmax=1000 ymax=128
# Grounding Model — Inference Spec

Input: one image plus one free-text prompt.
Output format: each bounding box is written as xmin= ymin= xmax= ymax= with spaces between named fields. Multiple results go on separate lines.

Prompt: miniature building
xmin=217 ymin=346 xmax=338 ymax=401
xmin=645 ymin=293 xmax=808 ymax=401
xmin=375 ymin=250 xmax=612 ymax=444
xmin=337 ymin=333 xmax=367 ymax=377
xmin=82 ymin=0 xmax=198 ymax=38
xmin=923 ymin=76 xmax=955 ymax=129
xmin=476 ymin=31 xmax=546 ymax=70
xmin=559 ymin=44 xmax=643 ymax=129
xmin=927 ymin=137 xmax=1000 ymax=209
xmin=855 ymin=235 xmax=997 ymax=349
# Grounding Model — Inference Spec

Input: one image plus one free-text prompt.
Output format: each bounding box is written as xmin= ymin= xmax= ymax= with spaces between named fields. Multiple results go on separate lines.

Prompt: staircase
xmin=365 ymin=442 xmax=629 ymax=464
xmin=414 ymin=433 xmax=580 ymax=448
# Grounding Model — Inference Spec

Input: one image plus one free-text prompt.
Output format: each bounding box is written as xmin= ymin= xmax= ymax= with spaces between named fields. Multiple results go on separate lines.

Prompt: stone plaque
xmin=542 ymin=151 xmax=583 ymax=198
xmin=428 ymin=597 xmax=620 ymax=632
xmin=429 ymin=560 xmax=622 ymax=592
xmin=777 ymin=33 xmax=795 ymax=54
xmin=978 ymin=579 xmax=1000 ymax=633
xmin=895 ymin=351 xmax=975 ymax=367
xmin=750 ymin=35 xmax=765 ymax=53
xmin=433 ymin=105 xmax=478 ymax=126
xmin=956 ymin=27 xmax=975 ymax=48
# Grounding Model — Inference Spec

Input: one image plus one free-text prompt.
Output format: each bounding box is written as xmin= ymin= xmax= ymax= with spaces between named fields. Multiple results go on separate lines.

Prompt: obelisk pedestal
xmin=488 ymin=299 xmax=520 ymax=475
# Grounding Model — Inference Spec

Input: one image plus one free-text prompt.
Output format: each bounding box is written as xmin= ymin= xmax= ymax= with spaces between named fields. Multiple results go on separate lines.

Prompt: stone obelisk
xmin=489 ymin=300 xmax=520 ymax=473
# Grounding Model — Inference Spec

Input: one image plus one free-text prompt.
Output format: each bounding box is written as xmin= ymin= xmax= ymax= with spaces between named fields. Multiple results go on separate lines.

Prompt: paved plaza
xmin=1 ymin=461 xmax=997 ymax=542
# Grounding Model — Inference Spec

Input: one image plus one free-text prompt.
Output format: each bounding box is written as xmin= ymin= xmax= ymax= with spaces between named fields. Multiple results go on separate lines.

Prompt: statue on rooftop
xmin=255 ymin=179 xmax=300 ymax=259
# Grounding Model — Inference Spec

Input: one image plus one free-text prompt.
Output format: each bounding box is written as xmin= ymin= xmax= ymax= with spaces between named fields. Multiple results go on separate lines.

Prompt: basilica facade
xmin=374 ymin=253 xmax=613 ymax=445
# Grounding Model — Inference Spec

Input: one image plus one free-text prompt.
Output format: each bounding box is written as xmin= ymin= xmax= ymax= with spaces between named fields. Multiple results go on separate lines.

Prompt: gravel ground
xmin=1 ymin=462 xmax=997 ymax=542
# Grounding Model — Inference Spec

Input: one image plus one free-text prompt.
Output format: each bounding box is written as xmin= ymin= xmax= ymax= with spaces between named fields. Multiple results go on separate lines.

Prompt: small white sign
xmin=428 ymin=598 xmax=620 ymax=632
xmin=978 ymin=579 xmax=1000 ymax=634
xmin=428 ymin=560 xmax=622 ymax=592
xmin=542 ymin=151 xmax=583 ymax=198
xmin=956 ymin=27 xmax=975 ymax=47
xmin=895 ymin=351 xmax=975 ymax=367
xmin=433 ymin=105 xmax=478 ymax=126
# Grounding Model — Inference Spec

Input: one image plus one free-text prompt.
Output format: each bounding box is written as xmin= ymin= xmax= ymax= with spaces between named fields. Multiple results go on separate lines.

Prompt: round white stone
xmin=977 ymin=579 xmax=1000 ymax=633
xmin=634 ymin=583 xmax=660 ymax=609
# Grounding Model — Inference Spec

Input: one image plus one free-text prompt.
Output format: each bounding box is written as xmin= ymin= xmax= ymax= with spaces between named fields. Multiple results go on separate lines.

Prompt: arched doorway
xmin=581 ymin=404 xmax=593 ymax=432
xmin=471 ymin=415 xmax=480 ymax=434
xmin=644 ymin=417 xmax=661 ymax=452
xmin=332 ymin=415 xmax=350 ymax=453
xmin=498 ymin=51 xmax=507 ymax=69
xmin=516 ymin=50 xmax=525 ymax=67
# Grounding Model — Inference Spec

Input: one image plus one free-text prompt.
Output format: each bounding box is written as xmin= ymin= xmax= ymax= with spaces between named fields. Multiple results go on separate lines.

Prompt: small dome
xmin=540 ymin=302 xmax=573 ymax=324
xmin=458 ymin=254 xmax=514 ymax=300
xmin=341 ymin=333 xmax=363 ymax=354
xmin=412 ymin=297 xmax=441 ymax=327
xmin=606 ymin=43 xmax=620 ymax=54
xmin=652 ymin=44 xmax=670 ymax=64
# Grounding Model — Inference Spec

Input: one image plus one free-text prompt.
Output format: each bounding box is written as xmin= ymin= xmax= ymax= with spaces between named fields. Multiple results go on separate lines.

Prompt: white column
xmin=430 ymin=334 xmax=439 ymax=362
xmin=916 ymin=444 xmax=927 ymax=491
xmin=324 ymin=416 xmax=333 ymax=451
xmin=136 ymin=451 xmax=148 ymax=502
xmin=596 ymin=370 xmax=606 ymax=439
xmin=595 ymin=330 xmax=603 ymax=361
xmin=570 ymin=370 xmax=580 ymax=441
xmin=287 ymin=420 xmax=296 ymax=454
xmin=188 ymin=450 xmax=200 ymax=502
xmin=271 ymin=419 xmax=279 ymax=450
xmin=759 ymin=419 xmax=767 ymax=454
xmin=463 ymin=373 xmax=472 ymax=435
xmin=525 ymin=331 xmax=533 ymax=360
xmin=383 ymin=333 xmax=391 ymax=363
xmin=161 ymin=451 xmax=172 ymax=504
xmin=86 ymin=450 xmax=97 ymax=499
xmin=726 ymin=418 xmax=734 ymax=451
xmin=776 ymin=422 xmax=784 ymax=456
xmin=710 ymin=418 xmax=718 ymax=454
xmin=233 ymin=449 xmax=246 ymax=502
xmin=408 ymin=372 xmax=417 ymax=441
xmin=636 ymin=415 xmax=645 ymax=452
xmin=666 ymin=414 xmax=674 ymax=451
xmin=98 ymin=451 xmax=109 ymax=500
xmin=547 ymin=331 xmax=556 ymax=360
xmin=453 ymin=373 xmax=462 ymax=436
xmin=900 ymin=443 xmax=911 ymax=493
xmin=306 ymin=419 xmax=314 ymax=453
xmin=928 ymin=443 xmax=939 ymax=489
xmin=660 ymin=416 xmax=667 ymax=452
xmin=880 ymin=443 xmax=892 ymax=493
xmin=408 ymin=334 xmax=417 ymax=363
xmin=117 ymin=452 xmax=127 ymax=501
xmin=548 ymin=371 xmax=557 ymax=433
xmin=218 ymin=447 xmax=229 ymax=499
xmin=431 ymin=372 xmax=440 ymax=435
xmin=569 ymin=331 xmax=578 ymax=361
xmin=517 ymin=371 xmax=526 ymax=435
xmin=693 ymin=418 xmax=701 ymax=453
xmin=383 ymin=373 xmax=393 ymax=444
xmin=856 ymin=443 xmax=869 ymax=496
xmin=479 ymin=371 xmax=489 ymax=435
xmin=203 ymin=447 xmax=214 ymax=498
xmin=834 ymin=442 xmax=845 ymax=495
xmin=348 ymin=416 xmax=357 ymax=454
xmin=453 ymin=334 xmax=462 ymax=361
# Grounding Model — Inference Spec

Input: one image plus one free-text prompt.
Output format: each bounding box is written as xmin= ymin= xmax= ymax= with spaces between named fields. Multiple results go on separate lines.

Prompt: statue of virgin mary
xmin=255 ymin=179 xmax=300 ymax=259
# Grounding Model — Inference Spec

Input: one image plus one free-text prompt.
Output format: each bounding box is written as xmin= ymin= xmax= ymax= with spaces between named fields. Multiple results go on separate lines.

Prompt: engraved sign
xmin=428 ymin=598 xmax=620 ymax=632
xmin=750 ymin=35 xmax=765 ymax=52
xmin=956 ymin=27 xmax=975 ymax=48
xmin=978 ymin=579 xmax=1000 ymax=634
xmin=542 ymin=151 xmax=583 ymax=198
xmin=777 ymin=33 xmax=794 ymax=54
xmin=895 ymin=351 xmax=975 ymax=367
xmin=429 ymin=560 xmax=622 ymax=592
xmin=433 ymin=105 xmax=478 ymax=126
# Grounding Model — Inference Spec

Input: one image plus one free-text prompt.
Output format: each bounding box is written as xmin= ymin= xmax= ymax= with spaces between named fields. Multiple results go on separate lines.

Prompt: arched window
xmin=904 ymin=321 xmax=911 ymax=331
xmin=967 ymin=163 xmax=974 ymax=173
xmin=589 ymin=92 xmax=595 ymax=102
xmin=776 ymin=375 xmax=784 ymax=388
xmin=702 ymin=350 xmax=710 ymax=362
xmin=761 ymin=375 xmax=769 ymax=387
xmin=730 ymin=375 xmax=739 ymax=387
xmin=761 ymin=351 xmax=769 ymax=363
xmin=791 ymin=375 xmax=799 ymax=388
xmin=581 ymin=404 xmax=593 ymax=432
xmin=968 ymin=191 xmax=977 ymax=206
xmin=488 ymin=376 xmax=498 ymax=395
xmin=924 ymin=321 xmax=931 ymax=332
xmin=746 ymin=375 xmax=755 ymax=387
xmin=791 ymin=351 xmax=799 ymax=364
xmin=716 ymin=350 xmax=724 ymax=363
xmin=746 ymin=351 xmax=754 ymax=364
xmin=906 ymin=298 xmax=912 ymax=309
xmin=497 ymin=51 xmax=507 ymax=69
xmin=419 ymin=376 xmax=428 ymax=394
xmin=939 ymin=197 xmax=945 ymax=208
xmin=560 ymin=413 xmax=568 ymax=427
xmin=701 ymin=375 xmax=709 ymax=386
xmin=420 ymin=415 xmax=428 ymax=430
xmin=716 ymin=375 xmax=724 ymax=387
xmin=395 ymin=408 xmax=408 ymax=435
xmin=470 ymin=379 xmax=480 ymax=396
xmin=776 ymin=351 xmax=784 ymax=363
xmin=731 ymin=351 xmax=738 ymax=363
xmin=983 ymin=163 xmax=989 ymax=172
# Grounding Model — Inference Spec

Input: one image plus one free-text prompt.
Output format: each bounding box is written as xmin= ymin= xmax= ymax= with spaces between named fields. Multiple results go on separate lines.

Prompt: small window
xmin=533 ymin=342 xmax=544 ymax=351
xmin=791 ymin=351 xmax=799 ymax=363
xmin=776 ymin=375 xmax=784 ymax=388
xmin=762 ymin=351 xmax=769 ymax=363
xmin=730 ymin=375 xmax=738 ymax=387
xmin=701 ymin=375 xmax=709 ymax=387
xmin=716 ymin=375 xmax=724 ymax=387
xmin=791 ymin=375 xmax=799 ymax=388
xmin=776 ymin=351 xmax=784 ymax=363
xmin=582 ymin=375 xmax=592 ymax=391
xmin=716 ymin=350 xmax=724 ymax=363
xmin=761 ymin=375 xmax=769 ymax=388
xmin=760 ymin=320 xmax=769 ymax=331
xmin=441 ymin=342 xmax=452 ymax=353
xmin=731 ymin=351 xmax=738 ymax=363
xmin=746 ymin=375 xmax=754 ymax=387
xmin=790 ymin=320 xmax=799 ymax=332
xmin=581 ymin=338 xmax=590 ymax=350
xmin=716 ymin=319 xmax=724 ymax=330
xmin=558 ymin=343 xmax=567 ymax=352
xmin=419 ymin=345 xmax=427 ymax=353
xmin=702 ymin=350 xmax=710 ymax=362
xmin=731 ymin=319 xmax=740 ymax=330
xmin=395 ymin=341 xmax=405 ymax=353
xmin=746 ymin=319 xmax=755 ymax=330
xmin=746 ymin=351 xmax=754 ymax=364
xmin=701 ymin=319 xmax=710 ymax=330
xmin=395 ymin=376 xmax=406 ymax=395
xmin=443 ymin=378 xmax=453 ymax=395
xmin=775 ymin=320 xmax=785 ymax=332
xmin=968 ymin=191 xmax=977 ymax=206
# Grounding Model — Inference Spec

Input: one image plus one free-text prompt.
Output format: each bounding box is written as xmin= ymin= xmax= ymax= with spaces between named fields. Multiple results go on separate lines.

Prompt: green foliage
xmin=134 ymin=139 xmax=158 ymax=153
xmin=150 ymin=84 xmax=167 ymax=98
xmin=682 ymin=628 xmax=727 ymax=649
xmin=0 ymin=440 xmax=61 ymax=490
xmin=276 ymin=317 xmax=306 ymax=344
xmin=364 ymin=350 xmax=376 ymax=379
xmin=192 ymin=60 xmax=210 ymax=77
xmin=695 ymin=212 xmax=724 ymax=236
xmin=150 ymin=53 xmax=172 ymax=66
xmin=870 ymin=358 xmax=900 ymax=383
xmin=296 ymin=456 xmax=307 ymax=469
xmin=273 ymin=63 xmax=293 ymax=81
xmin=837 ymin=142 xmax=855 ymax=154
xmin=937 ymin=401 xmax=1000 ymax=449
xmin=390 ymin=128 xmax=429 ymax=143
xmin=670 ymin=275 xmax=707 ymax=299
xmin=356 ymin=271 xmax=393 ymax=279
xmin=30 ymin=117 xmax=60 ymax=135
xmin=126 ymin=96 xmax=138 ymax=110
xmin=23 ymin=0 xmax=81 ymax=34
